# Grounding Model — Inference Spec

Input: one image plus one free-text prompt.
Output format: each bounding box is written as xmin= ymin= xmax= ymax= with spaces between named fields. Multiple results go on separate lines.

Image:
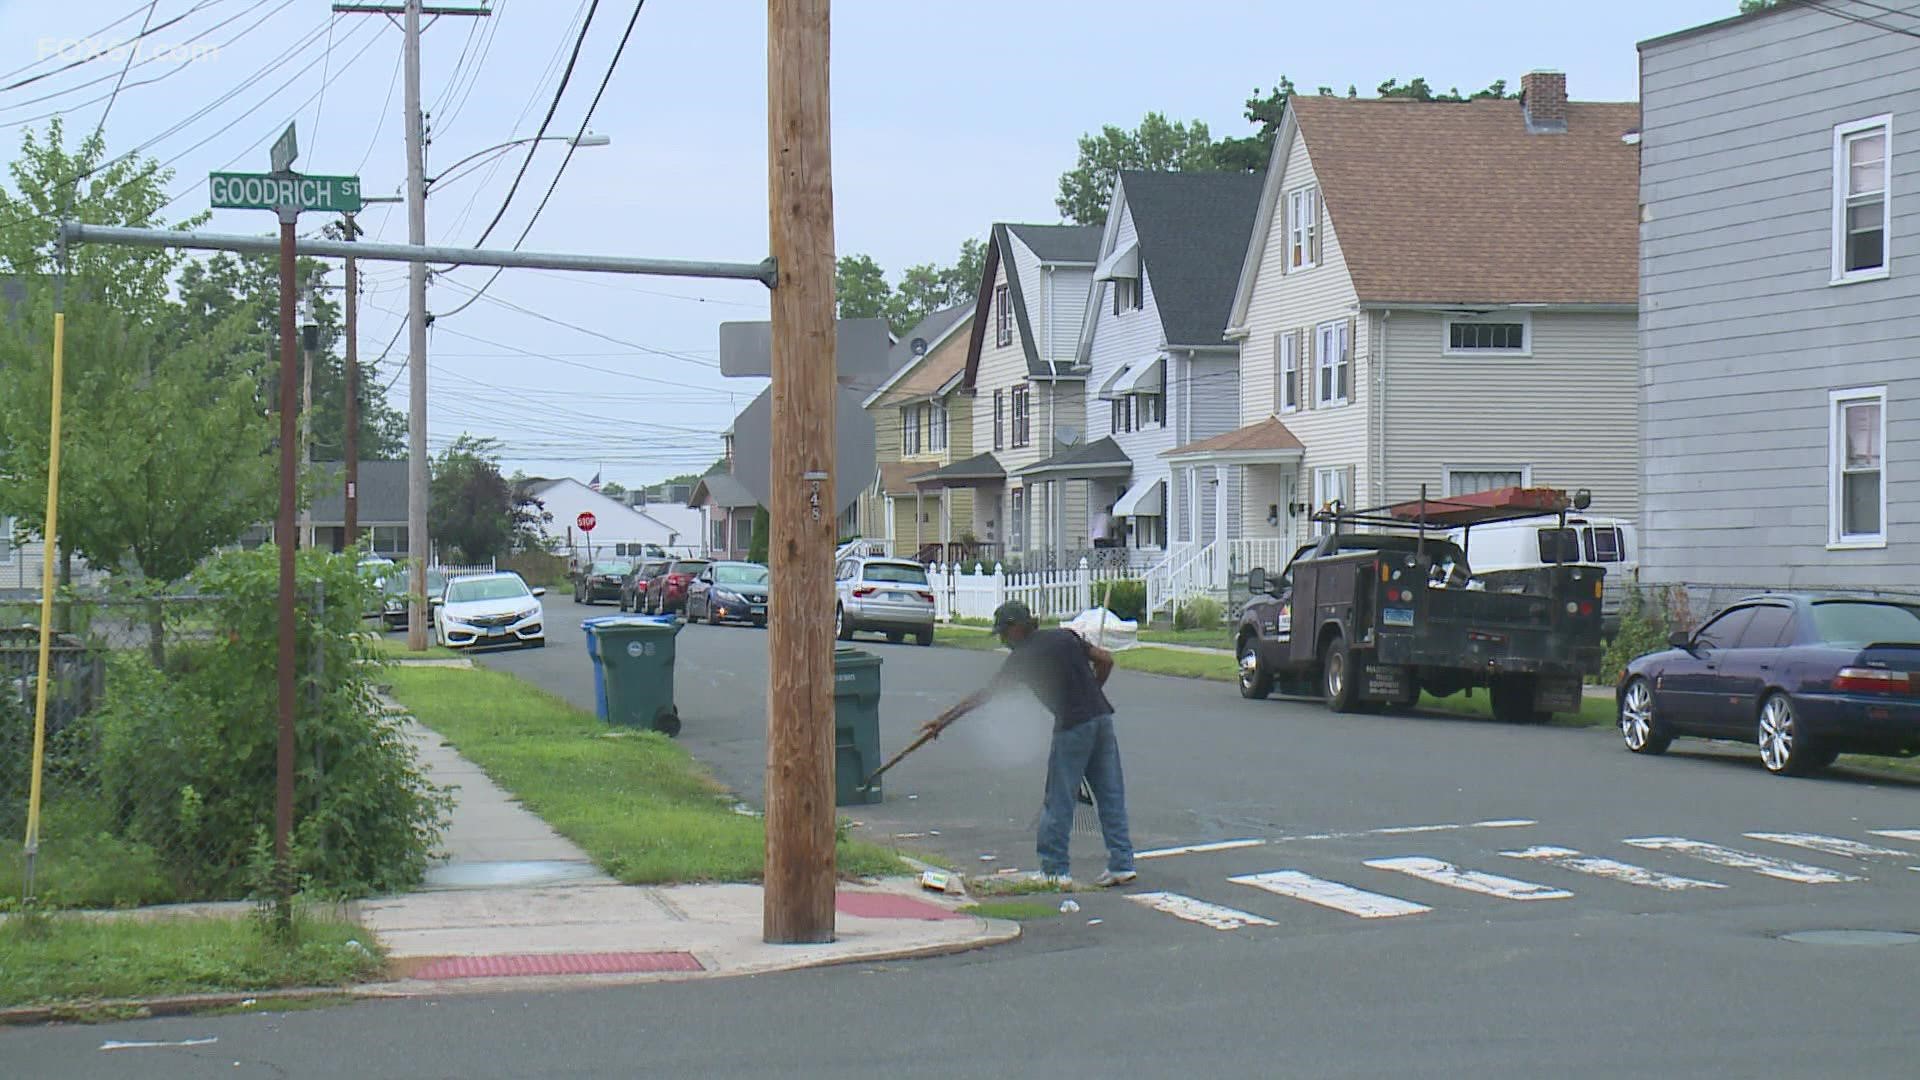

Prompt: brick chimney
xmin=1520 ymin=70 xmax=1568 ymax=134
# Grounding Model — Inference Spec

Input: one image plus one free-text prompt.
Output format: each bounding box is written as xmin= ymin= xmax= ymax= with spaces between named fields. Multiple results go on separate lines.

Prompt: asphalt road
xmin=11 ymin=596 xmax=1920 ymax=1077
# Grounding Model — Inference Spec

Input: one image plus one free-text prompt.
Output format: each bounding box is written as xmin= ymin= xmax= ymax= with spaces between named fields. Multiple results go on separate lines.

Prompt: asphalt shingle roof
xmin=1017 ymin=436 xmax=1132 ymax=477
xmin=1119 ymin=171 xmax=1265 ymax=347
xmin=1165 ymin=417 xmax=1304 ymax=458
xmin=1287 ymin=95 xmax=1641 ymax=305
xmin=1006 ymin=224 xmax=1101 ymax=264
xmin=689 ymin=471 xmax=760 ymax=509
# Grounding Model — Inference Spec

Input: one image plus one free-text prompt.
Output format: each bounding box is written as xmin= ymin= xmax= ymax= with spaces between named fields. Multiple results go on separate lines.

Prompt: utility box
xmin=582 ymin=616 xmax=682 ymax=736
xmin=833 ymin=648 xmax=884 ymax=806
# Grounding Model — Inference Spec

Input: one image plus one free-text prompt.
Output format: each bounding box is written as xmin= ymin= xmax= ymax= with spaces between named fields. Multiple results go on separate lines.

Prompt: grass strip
xmin=0 ymin=911 xmax=380 ymax=1009
xmin=959 ymin=899 xmax=1063 ymax=921
xmin=936 ymin=628 xmax=1236 ymax=681
xmin=382 ymin=666 xmax=909 ymax=883
xmin=1137 ymin=628 xmax=1233 ymax=648
xmin=364 ymin=635 xmax=462 ymax=660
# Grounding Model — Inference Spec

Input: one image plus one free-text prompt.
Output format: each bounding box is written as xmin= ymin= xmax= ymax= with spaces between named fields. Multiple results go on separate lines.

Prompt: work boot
xmin=1096 ymin=870 xmax=1137 ymax=888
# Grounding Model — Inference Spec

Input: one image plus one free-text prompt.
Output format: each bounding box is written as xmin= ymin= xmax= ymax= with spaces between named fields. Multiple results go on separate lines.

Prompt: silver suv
xmin=834 ymin=556 xmax=935 ymax=646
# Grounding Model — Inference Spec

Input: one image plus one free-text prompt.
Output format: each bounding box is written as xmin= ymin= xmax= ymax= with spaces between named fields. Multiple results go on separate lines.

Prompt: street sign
xmin=728 ymin=386 xmax=875 ymax=514
xmin=208 ymin=172 xmax=362 ymax=213
xmin=271 ymin=122 xmax=299 ymax=173
xmin=576 ymin=511 xmax=597 ymax=532
xmin=718 ymin=317 xmax=892 ymax=383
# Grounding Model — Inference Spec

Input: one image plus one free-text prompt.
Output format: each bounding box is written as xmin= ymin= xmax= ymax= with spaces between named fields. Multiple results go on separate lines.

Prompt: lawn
xmin=364 ymin=635 xmax=461 ymax=660
xmin=382 ymin=666 xmax=910 ymax=883
xmin=0 ymin=910 xmax=381 ymax=1010
xmin=0 ymin=798 xmax=177 ymax=910
xmin=959 ymin=899 xmax=1064 ymax=920
xmin=1137 ymin=628 xmax=1233 ymax=649
xmin=935 ymin=628 xmax=1237 ymax=681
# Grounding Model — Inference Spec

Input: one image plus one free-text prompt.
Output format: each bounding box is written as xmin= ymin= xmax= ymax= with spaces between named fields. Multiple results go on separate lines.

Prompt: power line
xmin=309 ymin=13 xmax=339 ymax=162
xmin=435 ymin=0 xmax=507 ymax=137
xmin=0 ymin=0 xmax=227 ymax=92
xmin=90 ymin=1 xmax=160 ymax=142
xmin=0 ymin=1 xmax=155 ymax=84
xmin=355 ymin=40 xmax=403 ymax=175
xmin=432 ymin=275 xmax=719 ymax=367
xmin=0 ymin=1 xmax=268 ymax=115
xmin=462 ymin=0 xmax=599 ymax=249
xmin=435 ymin=0 xmax=644 ymax=319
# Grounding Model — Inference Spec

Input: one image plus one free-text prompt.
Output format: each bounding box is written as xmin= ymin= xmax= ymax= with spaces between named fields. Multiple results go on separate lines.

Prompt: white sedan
xmin=434 ymin=572 xmax=547 ymax=649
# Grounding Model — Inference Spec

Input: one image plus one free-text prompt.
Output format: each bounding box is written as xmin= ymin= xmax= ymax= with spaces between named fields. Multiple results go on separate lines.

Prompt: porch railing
xmin=1145 ymin=542 xmax=1217 ymax=618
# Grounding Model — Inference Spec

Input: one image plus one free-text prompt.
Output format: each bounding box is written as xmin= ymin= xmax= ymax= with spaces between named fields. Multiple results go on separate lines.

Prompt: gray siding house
xmin=1639 ymin=1 xmax=1919 ymax=595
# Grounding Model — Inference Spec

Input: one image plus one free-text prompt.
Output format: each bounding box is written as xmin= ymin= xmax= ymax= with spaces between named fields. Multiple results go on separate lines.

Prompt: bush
xmin=1602 ymin=585 xmax=1674 ymax=682
xmin=1102 ymin=580 xmax=1147 ymax=623
xmin=90 ymin=547 xmax=452 ymax=900
xmin=747 ymin=507 xmax=770 ymax=564
xmin=1174 ymin=596 xmax=1225 ymax=630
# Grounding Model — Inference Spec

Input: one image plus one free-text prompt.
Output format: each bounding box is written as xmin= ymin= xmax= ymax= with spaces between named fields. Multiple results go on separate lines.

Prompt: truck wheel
xmin=1237 ymin=634 xmax=1273 ymax=700
xmin=1321 ymin=631 xmax=1362 ymax=714
xmin=1491 ymin=677 xmax=1549 ymax=724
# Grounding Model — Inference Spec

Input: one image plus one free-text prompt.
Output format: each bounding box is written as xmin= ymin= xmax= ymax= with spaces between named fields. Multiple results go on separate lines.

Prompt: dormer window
xmin=994 ymin=284 xmax=1012 ymax=346
xmin=1111 ymin=276 xmax=1142 ymax=314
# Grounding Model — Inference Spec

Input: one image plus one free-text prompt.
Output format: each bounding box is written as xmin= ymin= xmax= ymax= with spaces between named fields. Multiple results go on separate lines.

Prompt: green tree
xmin=600 ymin=480 xmax=627 ymax=498
xmin=1055 ymin=112 xmax=1219 ymax=226
xmin=834 ymin=238 xmax=987 ymax=336
xmin=429 ymin=435 xmax=552 ymax=563
xmin=835 ymin=254 xmax=894 ymax=323
xmin=1739 ymin=0 xmax=1778 ymax=12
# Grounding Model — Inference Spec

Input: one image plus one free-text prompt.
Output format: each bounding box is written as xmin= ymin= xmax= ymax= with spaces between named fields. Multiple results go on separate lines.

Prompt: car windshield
xmin=592 ymin=561 xmax=631 ymax=575
xmin=445 ymin=576 xmax=532 ymax=603
xmin=672 ymin=561 xmax=709 ymax=576
xmin=1809 ymin=601 xmax=1920 ymax=646
xmin=1535 ymin=528 xmax=1580 ymax=563
xmin=715 ymin=565 xmax=768 ymax=586
xmin=863 ymin=563 xmax=928 ymax=585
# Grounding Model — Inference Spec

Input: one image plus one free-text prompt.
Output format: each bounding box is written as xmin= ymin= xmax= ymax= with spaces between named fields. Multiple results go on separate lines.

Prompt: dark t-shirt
xmin=992 ymin=628 xmax=1114 ymax=731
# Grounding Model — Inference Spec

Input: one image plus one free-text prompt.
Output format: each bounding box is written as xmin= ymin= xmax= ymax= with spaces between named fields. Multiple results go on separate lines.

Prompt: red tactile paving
xmin=835 ymin=891 xmax=968 ymax=921
xmin=411 ymin=951 xmax=704 ymax=980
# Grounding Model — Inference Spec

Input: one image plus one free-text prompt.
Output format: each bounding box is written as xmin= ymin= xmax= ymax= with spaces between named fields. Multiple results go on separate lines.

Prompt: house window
xmin=735 ymin=513 xmax=754 ymax=552
xmin=928 ymin=401 xmax=947 ymax=452
xmin=1831 ymin=387 xmax=1887 ymax=547
xmin=1110 ymin=397 xmax=1126 ymax=435
xmin=1009 ymin=488 xmax=1025 ymax=551
xmin=370 ymin=525 xmax=408 ymax=556
xmin=900 ymin=405 xmax=920 ymax=456
xmin=1011 ymin=384 xmax=1031 ymax=447
xmin=993 ymin=389 xmax=1005 ymax=450
xmin=1111 ymin=277 xmax=1141 ymax=314
xmin=1443 ymin=312 xmax=1531 ymax=355
xmin=1833 ymin=116 xmax=1892 ymax=282
xmin=1278 ymin=331 xmax=1299 ymax=413
xmin=1445 ymin=466 xmax=1530 ymax=496
xmin=712 ymin=517 xmax=728 ymax=552
xmin=1312 ymin=465 xmax=1351 ymax=536
xmin=1286 ymin=186 xmax=1318 ymax=271
xmin=995 ymin=283 xmax=1013 ymax=346
xmin=1315 ymin=320 xmax=1349 ymax=406
xmin=1138 ymin=393 xmax=1161 ymax=427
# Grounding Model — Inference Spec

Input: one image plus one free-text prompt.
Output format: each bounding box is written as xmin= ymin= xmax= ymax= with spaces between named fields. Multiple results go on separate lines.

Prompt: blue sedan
xmin=1617 ymin=593 xmax=1920 ymax=776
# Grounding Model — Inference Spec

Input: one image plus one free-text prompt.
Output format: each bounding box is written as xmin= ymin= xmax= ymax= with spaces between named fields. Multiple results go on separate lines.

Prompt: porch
xmin=1149 ymin=417 xmax=1306 ymax=618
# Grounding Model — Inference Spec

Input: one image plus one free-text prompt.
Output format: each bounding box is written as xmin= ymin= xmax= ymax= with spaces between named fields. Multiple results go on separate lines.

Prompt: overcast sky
xmin=2 ymin=0 xmax=1738 ymax=487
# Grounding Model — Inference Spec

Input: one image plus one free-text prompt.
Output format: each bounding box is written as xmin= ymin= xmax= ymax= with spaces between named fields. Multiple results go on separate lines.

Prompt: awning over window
xmin=1113 ymin=357 xmax=1163 ymax=396
xmin=1096 ymin=363 xmax=1133 ymax=401
xmin=1113 ymin=479 xmax=1163 ymax=517
xmin=1092 ymin=240 xmax=1139 ymax=283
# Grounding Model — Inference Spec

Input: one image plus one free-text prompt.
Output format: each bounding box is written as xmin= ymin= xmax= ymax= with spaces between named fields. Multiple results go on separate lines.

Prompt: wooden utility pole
xmin=343 ymin=212 xmax=360 ymax=545
xmin=273 ymin=206 xmax=299 ymax=930
xmin=763 ymin=0 xmax=838 ymax=945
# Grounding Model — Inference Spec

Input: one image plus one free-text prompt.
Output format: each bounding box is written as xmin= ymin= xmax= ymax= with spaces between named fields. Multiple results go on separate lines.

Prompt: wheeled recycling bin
xmin=583 ymin=615 xmax=683 ymax=735
xmin=833 ymin=647 xmax=883 ymax=805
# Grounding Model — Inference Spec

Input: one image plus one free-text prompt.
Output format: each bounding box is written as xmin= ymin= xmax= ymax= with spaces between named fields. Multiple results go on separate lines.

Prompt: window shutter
xmin=1345 ymin=315 xmax=1357 ymax=402
xmin=1311 ymin=189 xmax=1324 ymax=266
xmin=1279 ymin=195 xmax=1290 ymax=277
xmin=1303 ymin=328 xmax=1316 ymax=410
xmin=1158 ymin=360 xmax=1168 ymax=427
xmin=1344 ymin=465 xmax=1356 ymax=511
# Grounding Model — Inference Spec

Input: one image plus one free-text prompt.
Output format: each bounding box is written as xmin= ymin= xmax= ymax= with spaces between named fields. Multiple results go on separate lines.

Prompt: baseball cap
xmin=991 ymin=601 xmax=1034 ymax=634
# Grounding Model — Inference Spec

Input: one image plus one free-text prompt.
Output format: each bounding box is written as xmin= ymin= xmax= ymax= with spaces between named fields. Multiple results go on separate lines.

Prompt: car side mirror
xmin=1667 ymin=629 xmax=1692 ymax=651
xmin=430 ymin=597 xmax=444 ymax=607
xmin=1247 ymin=568 xmax=1268 ymax=595
xmin=532 ymin=587 xmax=547 ymax=598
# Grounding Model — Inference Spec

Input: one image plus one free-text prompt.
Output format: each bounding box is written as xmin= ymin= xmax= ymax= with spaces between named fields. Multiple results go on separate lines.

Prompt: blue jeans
xmin=1038 ymin=714 xmax=1133 ymax=877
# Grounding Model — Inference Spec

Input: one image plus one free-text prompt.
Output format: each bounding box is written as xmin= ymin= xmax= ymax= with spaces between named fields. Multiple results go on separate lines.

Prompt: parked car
xmin=835 ymin=555 xmax=935 ymax=646
xmin=1445 ymin=514 xmax=1638 ymax=635
xmin=433 ymin=572 xmax=547 ymax=650
xmin=574 ymin=559 xmax=633 ymax=606
xmin=645 ymin=558 xmax=710 ymax=615
xmin=359 ymin=555 xmax=396 ymax=618
xmin=381 ymin=566 xmax=447 ymax=630
xmin=619 ymin=559 xmax=670 ymax=612
xmin=1617 ymin=593 xmax=1920 ymax=776
xmin=687 ymin=562 xmax=770 ymax=626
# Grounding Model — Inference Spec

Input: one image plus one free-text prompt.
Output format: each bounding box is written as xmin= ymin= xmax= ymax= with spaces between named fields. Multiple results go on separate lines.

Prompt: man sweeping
xmin=921 ymin=601 xmax=1136 ymax=888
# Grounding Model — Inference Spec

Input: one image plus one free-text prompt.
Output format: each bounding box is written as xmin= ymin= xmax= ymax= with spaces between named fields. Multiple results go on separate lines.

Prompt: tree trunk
xmin=147 ymin=597 xmax=166 ymax=669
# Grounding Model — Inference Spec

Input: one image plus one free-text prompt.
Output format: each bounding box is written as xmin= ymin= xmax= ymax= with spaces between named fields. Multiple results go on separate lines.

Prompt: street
xmin=11 ymin=595 xmax=1920 ymax=1078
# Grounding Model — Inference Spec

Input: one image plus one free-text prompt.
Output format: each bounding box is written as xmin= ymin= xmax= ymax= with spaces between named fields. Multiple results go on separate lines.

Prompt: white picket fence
xmin=926 ymin=557 xmax=1134 ymax=623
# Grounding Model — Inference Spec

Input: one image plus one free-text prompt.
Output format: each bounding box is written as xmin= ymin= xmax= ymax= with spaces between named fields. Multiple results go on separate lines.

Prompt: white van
xmin=1446 ymin=515 xmax=1639 ymax=633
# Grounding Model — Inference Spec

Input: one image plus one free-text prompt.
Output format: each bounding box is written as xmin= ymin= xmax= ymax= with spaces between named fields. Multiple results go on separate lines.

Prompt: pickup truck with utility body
xmin=1233 ymin=487 xmax=1608 ymax=723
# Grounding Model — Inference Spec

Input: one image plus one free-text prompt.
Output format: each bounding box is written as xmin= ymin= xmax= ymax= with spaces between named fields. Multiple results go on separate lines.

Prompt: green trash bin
xmin=594 ymin=619 xmax=683 ymax=736
xmin=834 ymin=648 xmax=883 ymax=806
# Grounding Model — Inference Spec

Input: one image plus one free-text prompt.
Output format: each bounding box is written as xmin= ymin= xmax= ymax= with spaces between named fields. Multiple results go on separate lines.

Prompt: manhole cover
xmin=1779 ymin=929 xmax=1920 ymax=947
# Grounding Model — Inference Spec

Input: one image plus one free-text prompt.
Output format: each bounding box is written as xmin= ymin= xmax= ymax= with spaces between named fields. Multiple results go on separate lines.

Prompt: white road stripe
xmin=1230 ymin=871 xmax=1431 ymax=918
xmin=1127 ymin=891 xmax=1278 ymax=931
xmin=1363 ymin=856 xmax=1574 ymax=900
xmin=1745 ymin=833 xmax=1913 ymax=860
xmin=1501 ymin=845 xmax=1726 ymax=891
xmin=1472 ymin=819 xmax=1539 ymax=829
xmin=1868 ymin=829 xmax=1920 ymax=845
xmin=1373 ymin=824 xmax=1457 ymax=835
xmin=1136 ymin=839 xmax=1267 ymax=860
xmin=1622 ymin=837 xmax=1863 ymax=884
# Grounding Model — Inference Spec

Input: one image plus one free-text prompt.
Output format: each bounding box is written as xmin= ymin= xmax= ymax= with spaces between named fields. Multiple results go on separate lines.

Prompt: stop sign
xmin=576 ymin=511 xmax=597 ymax=533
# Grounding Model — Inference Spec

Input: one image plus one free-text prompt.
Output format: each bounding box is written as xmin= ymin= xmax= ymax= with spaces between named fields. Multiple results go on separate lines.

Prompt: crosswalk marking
xmin=1127 ymin=892 xmax=1279 ymax=931
xmin=1362 ymin=856 xmax=1574 ymax=900
xmin=1745 ymin=833 xmax=1913 ymax=860
xmin=1868 ymin=829 xmax=1920 ymax=845
xmin=1622 ymin=837 xmax=1863 ymax=884
xmin=1229 ymin=871 xmax=1432 ymax=919
xmin=1137 ymin=839 xmax=1266 ymax=860
xmin=1501 ymin=846 xmax=1726 ymax=891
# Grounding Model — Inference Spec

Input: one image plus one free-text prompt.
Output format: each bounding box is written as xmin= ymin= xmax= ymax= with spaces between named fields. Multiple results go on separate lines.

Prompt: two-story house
xmin=959 ymin=222 xmax=1100 ymax=567
xmin=857 ymin=303 xmax=976 ymax=560
xmin=1165 ymin=73 xmax=1641 ymax=606
xmin=1069 ymin=170 xmax=1264 ymax=571
xmin=1638 ymin=1 xmax=1917 ymax=596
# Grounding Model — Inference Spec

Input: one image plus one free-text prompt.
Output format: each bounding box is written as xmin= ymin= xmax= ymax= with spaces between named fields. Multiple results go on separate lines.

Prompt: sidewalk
xmin=352 ymin=713 xmax=1018 ymax=995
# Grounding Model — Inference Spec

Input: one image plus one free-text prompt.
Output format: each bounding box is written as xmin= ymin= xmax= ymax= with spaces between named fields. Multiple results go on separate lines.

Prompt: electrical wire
xmin=1788 ymin=0 xmax=1920 ymax=38
xmin=0 ymin=1 xmax=155 ymax=84
xmin=432 ymin=276 xmax=718 ymax=368
xmin=355 ymin=40 xmax=403 ymax=176
xmin=0 ymin=1 xmax=270 ymax=115
xmin=309 ymin=13 xmax=337 ymax=162
xmin=435 ymin=0 xmax=643 ymax=320
xmin=462 ymin=0 xmax=598 ymax=249
xmin=90 ymin=0 xmax=159 ymax=142
xmin=0 ymin=0 xmax=226 ymax=92
xmin=433 ymin=0 xmax=507 ymax=139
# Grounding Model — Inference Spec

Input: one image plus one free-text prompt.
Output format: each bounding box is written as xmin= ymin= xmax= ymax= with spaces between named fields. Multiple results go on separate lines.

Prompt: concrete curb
xmin=0 ymin=986 xmax=407 ymax=1028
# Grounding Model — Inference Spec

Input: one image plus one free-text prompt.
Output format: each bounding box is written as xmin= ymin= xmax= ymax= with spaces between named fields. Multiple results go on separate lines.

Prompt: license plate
xmin=487 ymin=627 xmax=506 ymax=637
xmin=1383 ymin=607 xmax=1415 ymax=627
xmin=750 ymin=605 xmax=766 ymax=615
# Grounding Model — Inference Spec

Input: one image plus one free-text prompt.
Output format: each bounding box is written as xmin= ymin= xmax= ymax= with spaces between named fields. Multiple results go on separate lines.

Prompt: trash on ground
xmin=907 ymin=794 xmax=919 ymax=800
xmin=995 ymin=867 xmax=1021 ymax=875
xmin=1062 ymin=608 xmax=1139 ymax=650
xmin=100 ymin=1038 xmax=219 ymax=1051
xmin=979 ymin=854 xmax=997 ymax=862
xmin=894 ymin=832 xmax=925 ymax=839
xmin=1059 ymin=899 xmax=1081 ymax=913
xmin=1088 ymin=918 xmax=1104 ymax=926
xmin=919 ymin=870 xmax=954 ymax=893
